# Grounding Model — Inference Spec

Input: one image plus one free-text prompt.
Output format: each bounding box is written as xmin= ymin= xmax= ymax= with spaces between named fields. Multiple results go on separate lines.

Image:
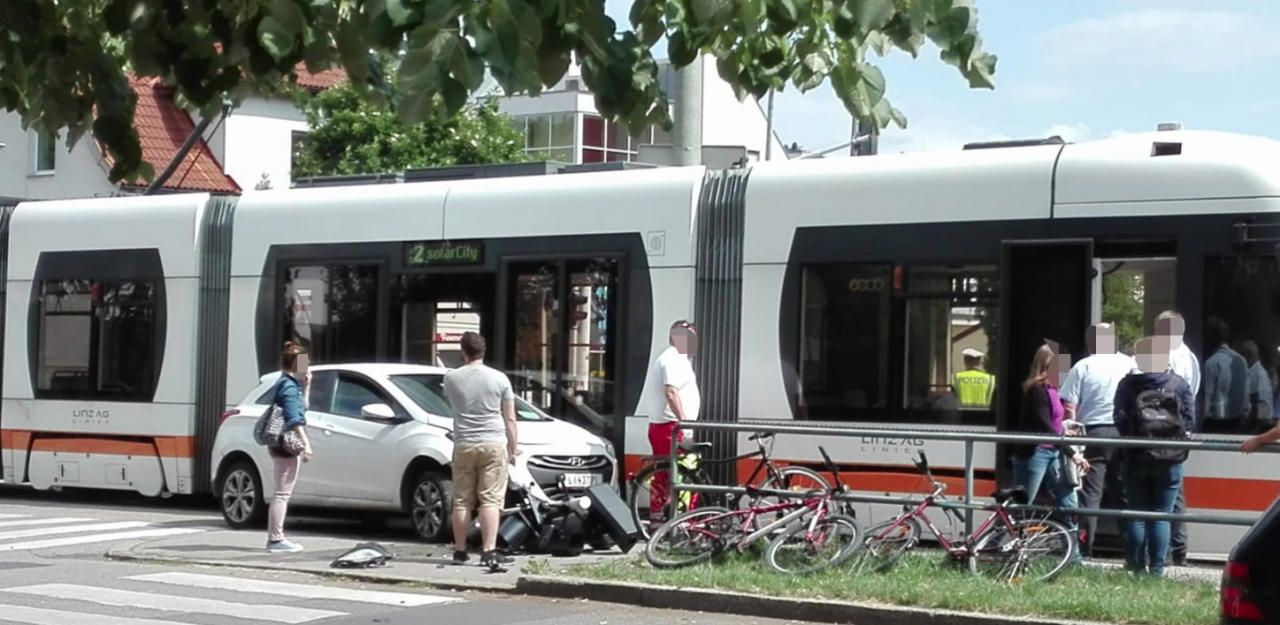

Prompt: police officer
xmin=955 ymin=348 xmax=996 ymax=410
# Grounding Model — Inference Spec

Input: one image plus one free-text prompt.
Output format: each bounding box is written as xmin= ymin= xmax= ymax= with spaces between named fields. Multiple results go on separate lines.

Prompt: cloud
xmin=1045 ymin=123 xmax=1092 ymax=142
xmin=1007 ymin=84 xmax=1071 ymax=103
xmin=875 ymin=118 xmax=1012 ymax=154
xmin=1042 ymin=9 xmax=1280 ymax=74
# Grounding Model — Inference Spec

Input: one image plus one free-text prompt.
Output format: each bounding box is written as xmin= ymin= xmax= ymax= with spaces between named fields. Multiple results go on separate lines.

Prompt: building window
xmin=798 ymin=264 xmax=892 ymax=419
xmin=513 ymin=114 xmax=574 ymax=162
xmin=1202 ymin=255 xmax=1280 ymax=435
xmin=582 ymin=115 xmax=656 ymax=163
xmin=36 ymin=280 xmax=159 ymax=400
xmin=902 ymin=266 xmax=999 ymax=422
xmin=282 ymin=264 xmax=380 ymax=364
xmin=33 ymin=129 xmax=57 ymax=173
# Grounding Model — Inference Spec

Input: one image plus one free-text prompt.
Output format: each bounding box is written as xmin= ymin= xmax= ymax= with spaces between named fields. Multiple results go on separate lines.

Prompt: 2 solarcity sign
xmin=404 ymin=240 xmax=484 ymax=267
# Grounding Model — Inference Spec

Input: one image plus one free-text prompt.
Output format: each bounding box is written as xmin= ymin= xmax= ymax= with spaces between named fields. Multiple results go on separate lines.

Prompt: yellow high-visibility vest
xmin=954 ymin=369 xmax=995 ymax=408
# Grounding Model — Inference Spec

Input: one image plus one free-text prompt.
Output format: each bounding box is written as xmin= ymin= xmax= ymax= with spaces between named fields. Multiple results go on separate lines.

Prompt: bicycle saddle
xmin=678 ymin=440 xmax=713 ymax=453
xmin=991 ymin=486 xmax=1028 ymax=505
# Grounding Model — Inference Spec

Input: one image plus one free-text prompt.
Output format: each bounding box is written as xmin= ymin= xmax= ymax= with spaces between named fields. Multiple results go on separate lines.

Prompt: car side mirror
xmin=361 ymin=403 xmax=399 ymax=422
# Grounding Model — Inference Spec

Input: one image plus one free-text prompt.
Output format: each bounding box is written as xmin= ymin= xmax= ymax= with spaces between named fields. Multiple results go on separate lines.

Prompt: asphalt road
xmin=0 ymin=487 xmax=823 ymax=625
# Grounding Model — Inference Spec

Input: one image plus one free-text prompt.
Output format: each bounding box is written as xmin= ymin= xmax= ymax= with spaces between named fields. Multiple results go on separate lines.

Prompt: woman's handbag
xmin=254 ymin=405 xmax=284 ymax=446
xmin=278 ymin=428 xmax=307 ymax=456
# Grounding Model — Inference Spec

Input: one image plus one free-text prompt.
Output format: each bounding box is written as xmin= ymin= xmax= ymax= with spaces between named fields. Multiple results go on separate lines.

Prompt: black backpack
xmin=1131 ymin=377 xmax=1189 ymax=464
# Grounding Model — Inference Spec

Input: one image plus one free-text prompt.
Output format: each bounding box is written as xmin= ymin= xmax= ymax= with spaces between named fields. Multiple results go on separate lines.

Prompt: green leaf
xmin=966 ymin=51 xmax=997 ymax=89
xmin=668 ymin=30 xmax=696 ymax=67
xmin=740 ymin=0 xmax=764 ymax=27
xmin=386 ymin=0 xmax=417 ymax=27
xmin=855 ymin=0 xmax=895 ymax=32
xmin=890 ymin=105 xmax=908 ymax=129
xmin=271 ymin=0 xmax=307 ymax=36
xmin=257 ymin=16 xmax=296 ymax=62
xmin=866 ymin=32 xmax=891 ymax=57
xmin=441 ymin=77 xmax=467 ymax=115
xmin=860 ymin=63 xmax=886 ymax=109
xmin=692 ymin=0 xmax=733 ymax=25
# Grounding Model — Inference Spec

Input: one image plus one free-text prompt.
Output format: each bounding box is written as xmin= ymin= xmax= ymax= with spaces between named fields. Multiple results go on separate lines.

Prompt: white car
xmin=211 ymin=363 xmax=617 ymax=542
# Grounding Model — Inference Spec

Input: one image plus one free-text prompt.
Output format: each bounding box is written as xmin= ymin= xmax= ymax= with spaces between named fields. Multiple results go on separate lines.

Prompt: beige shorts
xmin=452 ymin=442 xmax=508 ymax=511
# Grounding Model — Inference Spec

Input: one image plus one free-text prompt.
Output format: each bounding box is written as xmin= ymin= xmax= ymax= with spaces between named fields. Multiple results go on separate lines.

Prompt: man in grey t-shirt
xmin=443 ymin=332 xmax=518 ymax=570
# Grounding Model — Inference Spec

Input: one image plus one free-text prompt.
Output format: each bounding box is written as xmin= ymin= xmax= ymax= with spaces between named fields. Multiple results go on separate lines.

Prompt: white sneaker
xmin=267 ymin=539 xmax=303 ymax=553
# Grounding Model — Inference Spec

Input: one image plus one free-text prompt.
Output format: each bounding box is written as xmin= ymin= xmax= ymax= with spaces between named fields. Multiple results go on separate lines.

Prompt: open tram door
xmin=995 ymin=239 xmax=1094 ymax=485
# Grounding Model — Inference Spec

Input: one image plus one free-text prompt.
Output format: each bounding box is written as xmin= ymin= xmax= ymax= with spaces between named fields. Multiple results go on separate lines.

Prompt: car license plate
xmin=563 ymin=473 xmax=594 ymax=488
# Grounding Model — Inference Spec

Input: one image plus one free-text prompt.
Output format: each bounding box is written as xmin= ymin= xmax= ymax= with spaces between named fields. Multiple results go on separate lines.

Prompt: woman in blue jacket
xmin=267 ymin=341 xmax=313 ymax=553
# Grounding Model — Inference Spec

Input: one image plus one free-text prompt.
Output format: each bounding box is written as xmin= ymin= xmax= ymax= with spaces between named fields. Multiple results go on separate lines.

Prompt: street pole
xmin=851 ymin=117 xmax=879 ymax=157
xmin=764 ymin=89 xmax=775 ymax=161
xmin=675 ymin=55 xmax=703 ymax=166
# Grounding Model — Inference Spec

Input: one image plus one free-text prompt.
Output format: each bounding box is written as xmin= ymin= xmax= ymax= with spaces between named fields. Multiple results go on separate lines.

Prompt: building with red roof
xmin=0 ymin=64 xmax=346 ymax=201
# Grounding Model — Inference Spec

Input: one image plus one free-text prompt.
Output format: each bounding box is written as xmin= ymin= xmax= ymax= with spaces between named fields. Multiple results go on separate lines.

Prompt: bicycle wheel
xmin=628 ymin=461 xmax=704 ymax=540
xmin=644 ymin=506 xmax=735 ymax=569
xmin=972 ymin=517 xmax=1075 ymax=583
xmin=849 ymin=516 xmax=920 ymax=573
xmin=764 ymin=513 xmax=862 ymax=575
xmin=739 ymin=466 xmax=832 ymax=529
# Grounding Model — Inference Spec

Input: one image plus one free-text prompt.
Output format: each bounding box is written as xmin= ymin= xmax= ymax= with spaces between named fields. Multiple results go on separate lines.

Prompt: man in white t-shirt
xmin=645 ymin=320 xmax=701 ymax=522
xmin=1060 ymin=322 xmax=1136 ymax=559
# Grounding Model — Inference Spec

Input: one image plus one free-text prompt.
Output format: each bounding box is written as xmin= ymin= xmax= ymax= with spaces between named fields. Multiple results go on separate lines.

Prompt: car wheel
xmin=410 ymin=470 xmax=453 ymax=543
xmin=220 ymin=459 xmax=266 ymax=529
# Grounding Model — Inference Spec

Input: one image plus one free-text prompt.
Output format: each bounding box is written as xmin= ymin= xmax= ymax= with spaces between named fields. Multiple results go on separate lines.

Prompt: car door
xmin=306 ymin=371 xmax=410 ymax=504
xmin=292 ymin=370 xmax=337 ymax=499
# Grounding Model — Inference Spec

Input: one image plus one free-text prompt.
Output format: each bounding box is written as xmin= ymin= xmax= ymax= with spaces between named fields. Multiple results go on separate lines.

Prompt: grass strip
xmin=563 ymin=552 xmax=1217 ymax=625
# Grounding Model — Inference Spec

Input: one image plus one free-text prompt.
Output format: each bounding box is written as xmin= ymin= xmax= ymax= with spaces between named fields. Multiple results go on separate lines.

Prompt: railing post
xmin=965 ymin=440 xmax=976 ymax=574
xmin=668 ymin=424 xmax=679 ymax=522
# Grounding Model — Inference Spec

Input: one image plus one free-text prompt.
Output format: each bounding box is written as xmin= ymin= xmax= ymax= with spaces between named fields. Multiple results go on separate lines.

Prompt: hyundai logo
xmin=568 ymin=457 xmax=584 ymax=467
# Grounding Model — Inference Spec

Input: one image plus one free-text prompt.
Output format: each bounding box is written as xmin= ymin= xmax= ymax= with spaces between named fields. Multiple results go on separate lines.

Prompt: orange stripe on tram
xmin=1 ymin=430 xmax=196 ymax=459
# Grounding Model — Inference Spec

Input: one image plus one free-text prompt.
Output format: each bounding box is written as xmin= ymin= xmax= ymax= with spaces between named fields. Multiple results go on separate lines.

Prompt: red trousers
xmin=648 ymin=421 xmax=692 ymax=517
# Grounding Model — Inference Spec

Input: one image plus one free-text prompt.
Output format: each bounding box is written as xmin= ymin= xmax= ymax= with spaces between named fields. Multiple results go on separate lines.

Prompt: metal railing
xmin=660 ymin=421 xmax=1280 ymax=546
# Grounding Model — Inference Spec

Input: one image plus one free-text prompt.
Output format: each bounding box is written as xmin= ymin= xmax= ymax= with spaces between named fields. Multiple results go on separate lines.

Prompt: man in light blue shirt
xmin=1202 ymin=317 xmax=1249 ymax=428
xmin=1061 ymin=322 xmax=1136 ymax=559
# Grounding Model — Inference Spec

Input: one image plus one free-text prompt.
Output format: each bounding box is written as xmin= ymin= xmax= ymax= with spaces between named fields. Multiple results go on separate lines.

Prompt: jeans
xmin=1011 ymin=446 xmax=1080 ymax=513
xmin=1124 ymin=461 xmax=1183 ymax=576
xmin=268 ymin=454 xmax=301 ymax=543
xmin=1080 ymin=424 xmax=1127 ymax=558
xmin=1170 ymin=484 xmax=1187 ymax=562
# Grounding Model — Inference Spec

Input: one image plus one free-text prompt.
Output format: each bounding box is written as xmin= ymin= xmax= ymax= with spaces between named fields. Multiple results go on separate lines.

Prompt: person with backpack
xmin=1113 ymin=335 xmax=1196 ymax=577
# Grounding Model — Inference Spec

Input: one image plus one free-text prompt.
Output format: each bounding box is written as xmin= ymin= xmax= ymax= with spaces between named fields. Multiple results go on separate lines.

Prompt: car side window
xmin=308 ymin=371 xmax=337 ymax=413
xmin=331 ymin=373 xmax=401 ymax=420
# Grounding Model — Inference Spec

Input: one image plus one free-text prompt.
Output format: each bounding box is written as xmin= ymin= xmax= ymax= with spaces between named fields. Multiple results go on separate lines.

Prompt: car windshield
xmin=389 ymin=374 xmax=551 ymax=422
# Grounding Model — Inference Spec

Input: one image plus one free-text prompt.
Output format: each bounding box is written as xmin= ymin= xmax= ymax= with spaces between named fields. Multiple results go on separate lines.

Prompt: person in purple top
xmin=1011 ymin=342 xmax=1089 ymax=533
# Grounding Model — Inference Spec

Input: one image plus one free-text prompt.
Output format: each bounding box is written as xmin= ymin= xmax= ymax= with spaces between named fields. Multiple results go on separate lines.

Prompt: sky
xmin=602 ymin=0 xmax=1280 ymax=155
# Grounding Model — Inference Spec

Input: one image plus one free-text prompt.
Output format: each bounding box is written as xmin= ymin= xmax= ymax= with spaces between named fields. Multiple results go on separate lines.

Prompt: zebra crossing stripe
xmin=0 ymin=521 xmax=147 ymax=542
xmin=0 ymin=527 xmax=202 ymax=551
xmin=0 ymin=603 xmax=191 ymax=625
xmin=127 ymin=571 xmax=460 ymax=606
xmin=0 ymin=518 xmax=92 ymax=529
xmin=4 ymin=584 xmax=345 ymax=624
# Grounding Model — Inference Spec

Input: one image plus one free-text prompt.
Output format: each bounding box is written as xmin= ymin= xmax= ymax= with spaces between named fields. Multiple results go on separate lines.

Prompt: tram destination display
xmin=404 ymin=240 xmax=484 ymax=267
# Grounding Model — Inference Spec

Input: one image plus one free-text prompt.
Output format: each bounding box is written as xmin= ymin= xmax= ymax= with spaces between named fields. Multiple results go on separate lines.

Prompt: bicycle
xmin=645 ymin=446 xmax=862 ymax=576
xmin=627 ymin=432 xmax=831 ymax=539
xmin=851 ymin=451 xmax=1076 ymax=584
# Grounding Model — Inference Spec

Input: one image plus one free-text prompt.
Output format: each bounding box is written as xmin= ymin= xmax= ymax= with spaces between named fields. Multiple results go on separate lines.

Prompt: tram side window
xmin=36 ymin=280 xmax=158 ymax=400
xmin=902 ymin=266 xmax=999 ymax=423
xmin=1202 ymin=255 xmax=1280 ymax=435
xmin=282 ymin=264 xmax=379 ymax=364
xmin=798 ymin=264 xmax=891 ymax=419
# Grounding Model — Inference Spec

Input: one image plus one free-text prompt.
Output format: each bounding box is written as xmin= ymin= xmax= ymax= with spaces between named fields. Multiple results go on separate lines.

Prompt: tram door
xmin=504 ymin=259 xmax=619 ymax=435
xmin=396 ymin=273 xmax=494 ymax=366
xmin=996 ymin=239 xmax=1094 ymax=482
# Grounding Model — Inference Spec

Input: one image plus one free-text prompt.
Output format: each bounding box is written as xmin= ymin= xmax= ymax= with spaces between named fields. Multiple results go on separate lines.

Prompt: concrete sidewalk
xmin=106 ymin=526 xmax=627 ymax=591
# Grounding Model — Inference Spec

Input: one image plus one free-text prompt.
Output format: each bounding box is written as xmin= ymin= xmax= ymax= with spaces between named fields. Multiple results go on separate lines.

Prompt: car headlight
xmin=604 ymin=441 xmax=615 ymax=457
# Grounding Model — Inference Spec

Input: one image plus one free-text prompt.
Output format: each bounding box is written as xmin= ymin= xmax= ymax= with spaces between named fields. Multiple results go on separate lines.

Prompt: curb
xmin=103 ymin=549 xmax=517 ymax=593
xmin=514 ymin=575 xmax=1111 ymax=625
xmin=105 ymin=549 xmax=1111 ymax=625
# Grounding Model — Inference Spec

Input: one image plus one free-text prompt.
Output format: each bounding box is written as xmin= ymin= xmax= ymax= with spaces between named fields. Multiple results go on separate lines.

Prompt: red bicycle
xmin=645 ymin=447 xmax=862 ymax=576
xmin=851 ymin=451 xmax=1076 ymax=584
